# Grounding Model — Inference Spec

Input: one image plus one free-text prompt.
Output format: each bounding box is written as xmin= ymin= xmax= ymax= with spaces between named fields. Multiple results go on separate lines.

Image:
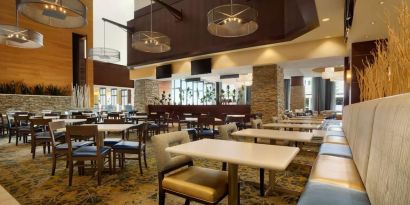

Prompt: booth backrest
xmin=365 ymin=93 xmax=410 ymax=205
xmin=342 ymin=105 xmax=351 ymax=134
xmin=345 ymin=105 xmax=360 ymax=147
xmin=350 ymin=99 xmax=380 ymax=184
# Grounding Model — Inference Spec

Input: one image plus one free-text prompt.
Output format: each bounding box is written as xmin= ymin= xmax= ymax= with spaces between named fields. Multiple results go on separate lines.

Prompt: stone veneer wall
xmin=251 ymin=65 xmax=285 ymax=123
xmin=0 ymin=94 xmax=71 ymax=114
xmin=134 ymin=79 xmax=159 ymax=112
xmin=290 ymin=86 xmax=305 ymax=110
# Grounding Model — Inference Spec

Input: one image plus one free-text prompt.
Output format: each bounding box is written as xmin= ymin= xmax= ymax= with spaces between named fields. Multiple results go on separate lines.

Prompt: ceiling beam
xmin=102 ymin=18 xmax=134 ymax=33
xmin=153 ymin=0 xmax=183 ymax=21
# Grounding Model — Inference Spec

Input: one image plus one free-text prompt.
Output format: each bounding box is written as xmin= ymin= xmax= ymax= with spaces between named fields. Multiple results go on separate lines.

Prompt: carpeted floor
xmin=0 ymin=129 xmax=318 ymax=205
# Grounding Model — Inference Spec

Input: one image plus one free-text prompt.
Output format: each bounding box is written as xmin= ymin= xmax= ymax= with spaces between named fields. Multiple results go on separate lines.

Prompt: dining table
xmin=166 ymin=139 xmax=299 ymax=205
xmin=278 ymin=119 xmax=324 ymax=124
xmin=263 ymin=123 xmax=321 ymax=131
xmin=58 ymin=123 xmax=139 ymax=140
xmin=231 ymin=128 xmax=313 ymax=196
xmin=53 ymin=119 xmax=87 ymax=124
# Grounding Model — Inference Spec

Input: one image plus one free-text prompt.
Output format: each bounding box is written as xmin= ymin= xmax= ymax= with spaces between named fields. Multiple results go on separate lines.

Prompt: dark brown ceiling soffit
xmin=153 ymin=0 xmax=183 ymax=21
xmin=127 ymin=0 xmax=319 ymax=67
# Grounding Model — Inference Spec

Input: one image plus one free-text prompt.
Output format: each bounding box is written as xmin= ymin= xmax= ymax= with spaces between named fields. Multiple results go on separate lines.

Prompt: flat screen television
xmin=191 ymin=58 xmax=212 ymax=75
xmin=156 ymin=64 xmax=172 ymax=79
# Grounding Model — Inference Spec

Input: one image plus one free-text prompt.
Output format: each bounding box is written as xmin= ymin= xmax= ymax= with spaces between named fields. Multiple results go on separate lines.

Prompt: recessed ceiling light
xmin=379 ymin=1 xmax=385 ymax=5
xmin=322 ymin=18 xmax=330 ymax=22
xmin=365 ymin=35 xmax=369 ymax=38
xmin=371 ymin=21 xmax=375 ymax=25
xmin=325 ymin=36 xmax=331 ymax=38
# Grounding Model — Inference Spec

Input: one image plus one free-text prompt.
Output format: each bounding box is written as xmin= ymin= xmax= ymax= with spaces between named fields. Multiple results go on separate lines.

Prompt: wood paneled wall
xmin=93 ymin=61 xmax=134 ymax=88
xmin=0 ymin=0 xmax=93 ymax=89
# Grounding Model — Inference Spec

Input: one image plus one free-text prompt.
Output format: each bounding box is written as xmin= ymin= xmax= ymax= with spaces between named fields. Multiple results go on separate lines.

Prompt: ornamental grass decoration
xmin=356 ymin=1 xmax=410 ymax=101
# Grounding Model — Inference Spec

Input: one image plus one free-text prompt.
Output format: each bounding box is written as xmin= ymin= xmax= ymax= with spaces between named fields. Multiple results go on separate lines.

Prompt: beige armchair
xmin=152 ymin=131 xmax=229 ymax=205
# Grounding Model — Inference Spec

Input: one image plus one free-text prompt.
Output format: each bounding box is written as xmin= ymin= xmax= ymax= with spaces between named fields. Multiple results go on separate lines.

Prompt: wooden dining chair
xmin=30 ymin=118 xmax=54 ymax=159
xmin=14 ymin=115 xmax=31 ymax=145
xmin=66 ymin=125 xmax=112 ymax=186
xmin=196 ymin=116 xmax=216 ymax=139
xmin=152 ymin=131 xmax=229 ymax=205
xmin=112 ymin=123 xmax=148 ymax=175
xmin=0 ymin=113 xmax=5 ymax=137
xmin=48 ymin=121 xmax=93 ymax=175
xmin=6 ymin=114 xmax=17 ymax=143
xmin=107 ymin=113 xmax=120 ymax=120
xmin=102 ymin=119 xmax=125 ymax=147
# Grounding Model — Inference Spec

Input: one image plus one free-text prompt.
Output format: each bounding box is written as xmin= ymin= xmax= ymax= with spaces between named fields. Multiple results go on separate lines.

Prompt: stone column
xmin=134 ymin=79 xmax=159 ymax=112
xmin=290 ymin=76 xmax=305 ymax=111
xmin=251 ymin=65 xmax=284 ymax=123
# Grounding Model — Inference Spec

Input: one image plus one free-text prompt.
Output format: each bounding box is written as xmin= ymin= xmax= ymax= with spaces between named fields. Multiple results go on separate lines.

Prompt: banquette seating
xmin=298 ymin=93 xmax=410 ymax=205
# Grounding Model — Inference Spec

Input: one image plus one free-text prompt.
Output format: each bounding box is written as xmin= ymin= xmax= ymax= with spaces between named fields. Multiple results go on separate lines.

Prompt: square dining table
xmin=278 ymin=119 xmax=324 ymax=124
xmin=263 ymin=123 xmax=321 ymax=131
xmin=166 ymin=139 xmax=299 ymax=205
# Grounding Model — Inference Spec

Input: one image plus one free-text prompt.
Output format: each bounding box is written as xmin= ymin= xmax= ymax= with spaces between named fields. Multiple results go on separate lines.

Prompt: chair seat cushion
xmin=104 ymin=138 xmax=123 ymax=146
xmin=310 ymin=155 xmax=365 ymax=191
xmin=197 ymin=129 xmax=214 ymax=137
xmin=298 ymin=181 xmax=370 ymax=205
xmin=34 ymin=131 xmax=52 ymax=139
xmin=148 ymin=124 xmax=159 ymax=129
xmin=323 ymin=136 xmax=348 ymax=145
xmin=319 ymin=143 xmax=352 ymax=158
xmin=162 ymin=166 xmax=228 ymax=203
xmin=72 ymin=146 xmax=111 ymax=157
xmin=56 ymin=141 xmax=94 ymax=150
xmin=112 ymin=141 xmax=144 ymax=150
xmin=183 ymin=128 xmax=197 ymax=135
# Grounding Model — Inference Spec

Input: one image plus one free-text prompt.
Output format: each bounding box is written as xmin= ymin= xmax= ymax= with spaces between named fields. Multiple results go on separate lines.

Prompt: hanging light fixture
xmin=132 ymin=0 xmax=171 ymax=53
xmin=18 ymin=0 xmax=87 ymax=29
xmin=0 ymin=3 xmax=43 ymax=49
xmin=208 ymin=0 xmax=258 ymax=37
xmin=88 ymin=20 xmax=120 ymax=63
xmin=322 ymin=67 xmax=335 ymax=79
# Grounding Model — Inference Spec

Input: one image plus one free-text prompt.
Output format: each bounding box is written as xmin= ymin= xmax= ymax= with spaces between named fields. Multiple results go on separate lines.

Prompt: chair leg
xmin=108 ymin=152 xmax=112 ymax=174
xmin=143 ymin=149 xmax=148 ymax=168
xmin=138 ymin=152 xmax=143 ymax=175
xmin=113 ymin=151 xmax=117 ymax=173
xmin=8 ymin=132 xmax=11 ymax=143
xmin=158 ymin=188 xmax=165 ymax=205
xmin=15 ymin=132 xmax=19 ymax=146
xmin=184 ymin=199 xmax=190 ymax=205
xmin=97 ymin=158 xmax=102 ymax=186
xmin=222 ymin=162 xmax=227 ymax=171
xmin=259 ymin=168 xmax=265 ymax=196
xmin=51 ymin=154 xmax=57 ymax=176
xmin=31 ymin=141 xmax=36 ymax=159
xmin=68 ymin=160 xmax=74 ymax=186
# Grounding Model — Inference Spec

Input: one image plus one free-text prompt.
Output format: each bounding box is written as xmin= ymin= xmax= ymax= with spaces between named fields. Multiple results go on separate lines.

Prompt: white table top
xmin=312 ymin=130 xmax=345 ymax=137
xmin=53 ymin=119 xmax=87 ymax=124
xmin=278 ymin=119 xmax=323 ymax=124
xmin=227 ymin=115 xmax=245 ymax=118
xmin=58 ymin=124 xmax=137 ymax=132
xmin=184 ymin=117 xmax=222 ymax=122
xmin=129 ymin=115 xmax=148 ymax=119
xmin=0 ymin=185 xmax=20 ymax=205
xmin=166 ymin=139 xmax=299 ymax=170
xmin=42 ymin=116 xmax=60 ymax=119
xmin=263 ymin=123 xmax=320 ymax=130
xmin=232 ymin=129 xmax=313 ymax=142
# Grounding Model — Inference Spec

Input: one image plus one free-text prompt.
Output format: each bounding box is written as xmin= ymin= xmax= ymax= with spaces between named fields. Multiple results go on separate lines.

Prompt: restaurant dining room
xmin=0 ymin=0 xmax=410 ymax=204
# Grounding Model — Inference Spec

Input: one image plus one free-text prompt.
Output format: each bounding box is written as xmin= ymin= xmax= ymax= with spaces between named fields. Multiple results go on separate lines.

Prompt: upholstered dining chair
xmin=102 ymin=118 xmax=125 ymax=147
xmin=66 ymin=125 xmax=112 ymax=186
xmin=217 ymin=123 xmax=238 ymax=171
xmin=152 ymin=131 xmax=229 ymax=205
xmin=6 ymin=114 xmax=17 ymax=143
xmin=112 ymin=123 xmax=148 ymax=175
xmin=0 ymin=113 xmax=5 ymax=137
xmin=48 ymin=121 xmax=93 ymax=176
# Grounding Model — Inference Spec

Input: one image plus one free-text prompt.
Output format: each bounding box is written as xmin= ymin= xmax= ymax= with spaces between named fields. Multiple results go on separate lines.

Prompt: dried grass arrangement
xmin=71 ymin=84 xmax=90 ymax=109
xmin=356 ymin=2 xmax=410 ymax=101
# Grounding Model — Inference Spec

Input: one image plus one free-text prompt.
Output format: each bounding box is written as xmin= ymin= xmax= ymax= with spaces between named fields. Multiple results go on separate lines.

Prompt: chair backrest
xmin=197 ymin=116 xmax=215 ymax=129
xmin=365 ymin=94 xmax=410 ymax=205
xmin=0 ymin=113 xmax=3 ymax=125
xmin=251 ymin=119 xmax=263 ymax=129
xmin=226 ymin=116 xmax=244 ymax=124
xmin=218 ymin=123 xmax=238 ymax=140
xmin=48 ymin=121 xmax=66 ymax=148
xmin=103 ymin=119 xmax=124 ymax=124
xmin=30 ymin=118 xmax=52 ymax=135
xmin=152 ymin=131 xmax=192 ymax=172
xmin=66 ymin=125 xmax=99 ymax=157
xmin=107 ymin=113 xmax=120 ymax=120
xmin=14 ymin=115 xmax=30 ymax=127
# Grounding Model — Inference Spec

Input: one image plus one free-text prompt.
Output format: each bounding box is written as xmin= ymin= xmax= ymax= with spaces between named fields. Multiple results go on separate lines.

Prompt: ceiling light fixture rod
xmin=152 ymin=0 xmax=183 ymax=21
xmin=102 ymin=18 xmax=134 ymax=33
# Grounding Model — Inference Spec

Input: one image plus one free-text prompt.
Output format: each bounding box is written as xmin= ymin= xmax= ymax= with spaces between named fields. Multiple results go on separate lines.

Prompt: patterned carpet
xmin=0 ymin=129 xmax=318 ymax=205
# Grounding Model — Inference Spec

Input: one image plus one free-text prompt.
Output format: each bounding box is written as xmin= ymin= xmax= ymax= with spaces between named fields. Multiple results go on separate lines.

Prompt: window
xmin=99 ymin=88 xmax=106 ymax=105
xmin=172 ymin=79 xmax=214 ymax=105
xmin=335 ymin=81 xmax=344 ymax=111
xmin=110 ymin=89 xmax=117 ymax=105
xmin=121 ymin=89 xmax=128 ymax=105
xmin=304 ymin=78 xmax=313 ymax=110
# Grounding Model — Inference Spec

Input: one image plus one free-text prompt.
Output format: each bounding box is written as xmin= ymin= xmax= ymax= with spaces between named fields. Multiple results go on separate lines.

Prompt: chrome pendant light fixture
xmin=0 ymin=2 xmax=43 ymax=48
xmin=208 ymin=0 xmax=258 ymax=37
xmin=88 ymin=20 xmax=120 ymax=63
xmin=18 ymin=0 xmax=87 ymax=28
xmin=132 ymin=0 xmax=171 ymax=53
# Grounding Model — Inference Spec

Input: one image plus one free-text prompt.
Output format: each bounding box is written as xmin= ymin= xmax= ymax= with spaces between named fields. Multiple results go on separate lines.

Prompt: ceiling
xmin=348 ymin=0 xmax=410 ymax=44
xmin=131 ymin=0 xmax=345 ymax=77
